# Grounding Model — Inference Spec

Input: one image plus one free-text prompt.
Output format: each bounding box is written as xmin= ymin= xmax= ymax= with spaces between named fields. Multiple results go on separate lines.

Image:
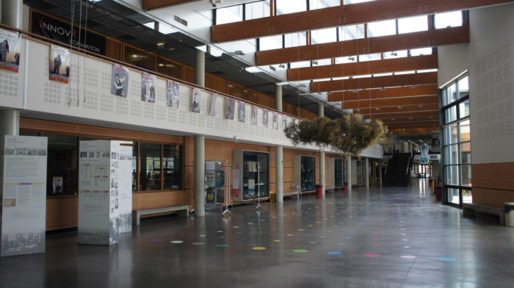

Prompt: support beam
xmin=143 ymin=0 xmax=200 ymax=10
xmin=256 ymin=27 xmax=467 ymax=66
xmin=194 ymin=135 xmax=205 ymax=217
xmin=288 ymin=55 xmax=437 ymax=81
xmin=195 ymin=49 xmax=205 ymax=87
xmin=0 ymin=110 xmax=20 ymax=136
xmin=1 ymin=0 xmax=23 ymax=28
xmin=318 ymin=101 xmax=324 ymax=118
xmin=342 ymin=95 xmax=438 ymax=109
xmin=275 ymin=84 xmax=282 ymax=112
xmin=310 ymin=72 xmax=437 ymax=93
xmin=328 ymin=85 xmax=438 ymax=102
xmin=320 ymin=151 xmax=325 ymax=197
xmin=276 ymin=146 xmax=283 ymax=203
xmin=211 ymin=0 xmax=506 ymax=43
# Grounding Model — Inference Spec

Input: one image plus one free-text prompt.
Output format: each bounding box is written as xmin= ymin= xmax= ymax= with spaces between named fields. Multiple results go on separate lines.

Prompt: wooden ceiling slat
xmin=342 ymin=95 xmax=438 ymax=109
xmin=210 ymin=0 xmax=508 ymax=42
xmin=287 ymin=55 xmax=437 ymax=81
xmin=328 ymin=85 xmax=438 ymax=102
xmin=256 ymin=26 xmax=467 ymax=66
xmin=353 ymin=103 xmax=439 ymax=114
xmin=143 ymin=0 xmax=199 ymax=10
xmin=391 ymin=127 xmax=440 ymax=134
xmin=310 ymin=72 xmax=437 ymax=93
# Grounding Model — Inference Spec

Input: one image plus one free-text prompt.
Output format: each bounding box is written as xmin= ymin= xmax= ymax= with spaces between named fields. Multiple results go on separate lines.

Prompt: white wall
xmin=438 ymin=43 xmax=470 ymax=87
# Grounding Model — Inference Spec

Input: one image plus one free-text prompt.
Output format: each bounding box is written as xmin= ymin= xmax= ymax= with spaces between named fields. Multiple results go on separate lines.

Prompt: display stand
xmin=222 ymin=161 xmax=232 ymax=217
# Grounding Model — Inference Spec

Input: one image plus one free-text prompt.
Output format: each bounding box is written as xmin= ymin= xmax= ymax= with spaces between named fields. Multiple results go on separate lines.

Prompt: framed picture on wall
xmin=49 ymin=45 xmax=71 ymax=83
xmin=191 ymin=88 xmax=201 ymax=112
xmin=166 ymin=80 xmax=179 ymax=108
xmin=111 ymin=64 xmax=129 ymax=97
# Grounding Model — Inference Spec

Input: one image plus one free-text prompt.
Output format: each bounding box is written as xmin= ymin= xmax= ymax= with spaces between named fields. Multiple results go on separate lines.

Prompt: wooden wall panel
xmin=472 ymin=162 xmax=514 ymax=208
xmin=46 ymin=197 xmax=78 ymax=231
xmin=258 ymin=92 xmax=275 ymax=109
xmin=205 ymin=74 xmax=227 ymax=94
xmin=133 ymin=190 xmax=191 ymax=210
xmin=105 ymin=38 xmax=123 ymax=61
xmin=183 ymin=65 xmax=195 ymax=83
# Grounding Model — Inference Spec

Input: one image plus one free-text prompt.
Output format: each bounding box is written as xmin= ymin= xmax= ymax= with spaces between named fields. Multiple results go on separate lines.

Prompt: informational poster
xmin=167 ymin=80 xmax=179 ymax=108
xmin=251 ymin=106 xmax=258 ymax=126
xmin=141 ymin=72 xmax=156 ymax=103
xmin=118 ymin=145 xmax=132 ymax=233
xmin=273 ymin=112 xmax=278 ymax=130
xmin=111 ymin=64 xmax=129 ymax=97
xmin=263 ymin=109 xmax=269 ymax=127
xmin=209 ymin=93 xmax=218 ymax=116
xmin=421 ymin=143 xmax=429 ymax=164
xmin=191 ymin=88 xmax=201 ymax=113
xmin=49 ymin=45 xmax=71 ymax=83
xmin=1 ymin=136 xmax=47 ymax=257
xmin=238 ymin=102 xmax=246 ymax=122
xmin=0 ymin=29 xmax=21 ymax=72
xmin=225 ymin=98 xmax=235 ymax=120
xmin=78 ymin=140 xmax=120 ymax=245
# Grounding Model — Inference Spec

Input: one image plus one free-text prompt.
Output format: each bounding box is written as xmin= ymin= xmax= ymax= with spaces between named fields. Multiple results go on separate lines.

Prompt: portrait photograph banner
xmin=0 ymin=29 xmax=21 ymax=73
xmin=251 ymin=105 xmax=258 ymax=126
xmin=263 ymin=109 xmax=269 ymax=127
xmin=141 ymin=72 xmax=155 ymax=103
xmin=283 ymin=115 xmax=288 ymax=130
xmin=49 ymin=45 xmax=70 ymax=83
xmin=191 ymin=88 xmax=201 ymax=113
xmin=111 ymin=64 xmax=129 ymax=97
xmin=273 ymin=112 xmax=278 ymax=130
xmin=238 ymin=101 xmax=246 ymax=122
xmin=209 ymin=93 xmax=218 ymax=116
xmin=167 ymin=80 xmax=179 ymax=108
xmin=225 ymin=98 xmax=235 ymax=120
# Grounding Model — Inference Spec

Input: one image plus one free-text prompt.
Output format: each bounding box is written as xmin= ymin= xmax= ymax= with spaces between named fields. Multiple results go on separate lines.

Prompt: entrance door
xmin=205 ymin=161 xmax=225 ymax=208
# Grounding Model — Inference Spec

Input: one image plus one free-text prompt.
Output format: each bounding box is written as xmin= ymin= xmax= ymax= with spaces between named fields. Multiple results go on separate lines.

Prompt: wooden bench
xmin=133 ymin=205 xmax=189 ymax=226
xmin=462 ymin=203 xmax=505 ymax=225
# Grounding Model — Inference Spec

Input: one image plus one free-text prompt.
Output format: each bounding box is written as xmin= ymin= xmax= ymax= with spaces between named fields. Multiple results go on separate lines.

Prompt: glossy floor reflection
xmin=2 ymin=180 xmax=514 ymax=288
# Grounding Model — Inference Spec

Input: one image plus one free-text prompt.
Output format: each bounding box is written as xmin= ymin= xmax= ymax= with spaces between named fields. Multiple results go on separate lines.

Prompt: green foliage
xmin=285 ymin=115 xmax=388 ymax=155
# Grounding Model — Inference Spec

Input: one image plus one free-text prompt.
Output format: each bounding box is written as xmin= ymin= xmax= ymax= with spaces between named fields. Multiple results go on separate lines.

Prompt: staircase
xmin=384 ymin=153 xmax=413 ymax=186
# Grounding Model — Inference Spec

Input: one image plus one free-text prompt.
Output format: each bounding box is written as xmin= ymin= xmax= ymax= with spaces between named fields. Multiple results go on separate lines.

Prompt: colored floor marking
xmin=401 ymin=255 xmax=416 ymax=259
xmin=338 ymin=243 xmax=345 ymax=246
xmin=346 ymin=236 xmax=351 ymax=239
xmin=192 ymin=242 xmax=204 ymax=246
xmin=293 ymin=249 xmax=308 ymax=253
xmin=327 ymin=230 xmax=333 ymax=233
xmin=274 ymin=240 xmax=280 ymax=242
xmin=372 ymin=244 xmax=378 ymax=247
xmin=199 ymin=235 xmax=207 ymax=237
xmin=328 ymin=251 xmax=342 ymax=255
xmin=404 ymin=246 xmax=410 ymax=249
xmin=170 ymin=240 xmax=183 ymax=244
xmin=310 ymin=241 xmax=317 ymax=244
xmin=298 ymin=229 xmax=304 ymax=232
xmin=364 ymin=254 xmax=379 ymax=258
xmin=216 ymin=244 xmax=228 ymax=248
xmin=288 ymin=234 xmax=294 ymax=237
xmin=373 ymin=238 xmax=379 ymax=241
xmin=253 ymin=247 xmax=267 ymax=251
xmin=151 ymin=239 xmax=163 ymax=242
xmin=320 ymin=235 xmax=325 ymax=238
xmin=440 ymin=257 xmax=456 ymax=262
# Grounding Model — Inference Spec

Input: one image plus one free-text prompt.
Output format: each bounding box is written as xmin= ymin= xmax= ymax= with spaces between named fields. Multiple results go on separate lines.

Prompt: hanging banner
xmin=111 ymin=64 xmax=129 ymax=97
xmin=225 ymin=98 xmax=235 ymax=120
xmin=273 ymin=112 xmax=278 ymax=130
xmin=251 ymin=105 xmax=258 ymax=126
xmin=1 ymin=136 xmax=47 ymax=257
xmin=421 ymin=143 xmax=429 ymax=164
xmin=209 ymin=93 xmax=218 ymax=116
xmin=0 ymin=29 xmax=21 ymax=72
xmin=141 ymin=72 xmax=155 ymax=103
xmin=238 ymin=101 xmax=246 ymax=122
xmin=49 ymin=45 xmax=71 ymax=83
xmin=167 ymin=80 xmax=179 ymax=108
xmin=282 ymin=115 xmax=288 ymax=130
xmin=191 ymin=88 xmax=201 ymax=112
xmin=262 ymin=109 xmax=269 ymax=127
xmin=31 ymin=10 xmax=106 ymax=55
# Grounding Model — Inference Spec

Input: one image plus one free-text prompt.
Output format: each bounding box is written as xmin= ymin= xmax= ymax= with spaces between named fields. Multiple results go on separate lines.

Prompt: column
xmin=378 ymin=161 xmax=383 ymax=187
xmin=1 ymin=0 xmax=23 ymax=28
xmin=275 ymin=83 xmax=283 ymax=202
xmin=194 ymin=135 xmax=205 ymax=216
xmin=195 ymin=49 xmax=205 ymax=87
xmin=320 ymin=151 xmax=325 ymax=197
xmin=346 ymin=156 xmax=352 ymax=192
xmin=365 ymin=157 xmax=370 ymax=188
xmin=318 ymin=101 xmax=324 ymax=118
xmin=0 ymin=110 xmax=20 ymax=136
xmin=275 ymin=146 xmax=283 ymax=203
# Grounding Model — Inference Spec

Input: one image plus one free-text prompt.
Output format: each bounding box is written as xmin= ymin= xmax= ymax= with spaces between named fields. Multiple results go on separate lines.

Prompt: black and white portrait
xmin=167 ymin=80 xmax=179 ymax=108
xmin=191 ymin=88 xmax=201 ymax=112
xmin=111 ymin=64 xmax=129 ymax=97
xmin=141 ymin=72 xmax=155 ymax=103
xmin=238 ymin=101 xmax=246 ymax=122
xmin=251 ymin=105 xmax=258 ymax=126
xmin=225 ymin=98 xmax=235 ymax=120
xmin=263 ymin=109 xmax=269 ymax=127
xmin=273 ymin=112 xmax=278 ymax=130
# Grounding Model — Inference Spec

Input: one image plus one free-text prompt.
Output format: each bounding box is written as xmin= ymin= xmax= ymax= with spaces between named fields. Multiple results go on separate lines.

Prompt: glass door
xmin=334 ymin=158 xmax=344 ymax=187
xmin=205 ymin=161 xmax=225 ymax=207
xmin=300 ymin=156 xmax=316 ymax=192
xmin=242 ymin=151 xmax=269 ymax=200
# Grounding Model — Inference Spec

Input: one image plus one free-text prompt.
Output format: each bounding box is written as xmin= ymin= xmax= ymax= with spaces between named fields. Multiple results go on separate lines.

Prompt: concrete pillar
xmin=318 ymin=102 xmax=324 ymax=118
xmin=194 ymin=135 xmax=205 ymax=216
xmin=275 ymin=84 xmax=282 ymax=112
xmin=378 ymin=161 xmax=383 ymax=187
xmin=1 ymin=0 xmax=23 ymax=28
xmin=320 ymin=151 xmax=325 ymax=197
xmin=195 ymin=49 xmax=205 ymax=87
xmin=346 ymin=156 xmax=352 ymax=192
xmin=365 ymin=158 xmax=370 ymax=188
xmin=275 ymin=146 xmax=283 ymax=203
xmin=0 ymin=110 xmax=20 ymax=136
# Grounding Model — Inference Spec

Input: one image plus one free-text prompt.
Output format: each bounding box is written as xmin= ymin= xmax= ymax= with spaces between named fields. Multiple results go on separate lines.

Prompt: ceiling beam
xmin=288 ymin=55 xmax=437 ymax=81
xmin=210 ymin=0 xmax=507 ymax=43
xmin=310 ymin=72 xmax=437 ymax=93
xmin=256 ymin=26 xmax=467 ymax=66
xmin=328 ymin=85 xmax=438 ymax=102
xmin=143 ymin=0 xmax=200 ymax=10
xmin=343 ymin=95 xmax=438 ymax=109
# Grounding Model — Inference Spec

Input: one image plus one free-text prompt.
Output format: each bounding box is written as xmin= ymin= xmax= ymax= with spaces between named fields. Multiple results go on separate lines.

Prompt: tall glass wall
xmin=440 ymin=74 xmax=471 ymax=206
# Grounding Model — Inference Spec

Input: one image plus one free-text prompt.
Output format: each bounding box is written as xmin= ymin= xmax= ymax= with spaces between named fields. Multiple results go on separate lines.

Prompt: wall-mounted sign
xmin=31 ymin=10 xmax=106 ymax=55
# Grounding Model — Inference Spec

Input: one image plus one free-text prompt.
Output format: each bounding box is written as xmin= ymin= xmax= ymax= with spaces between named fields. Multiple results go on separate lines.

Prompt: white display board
xmin=1 ymin=136 xmax=47 ymax=257
xmin=118 ymin=144 xmax=132 ymax=233
xmin=78 ymin=140 xmax=124 ymax=245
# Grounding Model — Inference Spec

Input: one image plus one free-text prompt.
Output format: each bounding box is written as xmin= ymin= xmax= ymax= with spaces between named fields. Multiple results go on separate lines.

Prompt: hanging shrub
xmin=284 ymin=115 xmax=387 ymax=155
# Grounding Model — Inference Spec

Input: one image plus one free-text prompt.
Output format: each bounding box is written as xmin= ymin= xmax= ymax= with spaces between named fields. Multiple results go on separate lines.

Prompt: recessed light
xmin=398 ymin=106 xmax=402 ymax=109
xmin=375 ymin=107 xmax=380 ymax=111
xmin=156 ymin=42 xmax=165 ymax=47
xmin=158 ymin=63 xmax=164 ymax=67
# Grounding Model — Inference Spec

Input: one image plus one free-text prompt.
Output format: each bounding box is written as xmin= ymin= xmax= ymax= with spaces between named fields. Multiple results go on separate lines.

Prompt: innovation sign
xmin=31 ymin=11 xmax=106 ymax=55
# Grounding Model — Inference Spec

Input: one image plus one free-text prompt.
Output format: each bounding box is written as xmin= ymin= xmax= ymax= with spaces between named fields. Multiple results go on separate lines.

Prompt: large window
xmin=441 ymin=73 xmax=471 ymax=206
xmin=140 ymin=142 xmax=183 ymax=191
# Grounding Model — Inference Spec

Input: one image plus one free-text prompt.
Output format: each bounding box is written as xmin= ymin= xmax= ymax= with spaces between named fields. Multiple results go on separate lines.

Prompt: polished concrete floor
xmin=1 ymin=179 xmax=514 ymax=288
